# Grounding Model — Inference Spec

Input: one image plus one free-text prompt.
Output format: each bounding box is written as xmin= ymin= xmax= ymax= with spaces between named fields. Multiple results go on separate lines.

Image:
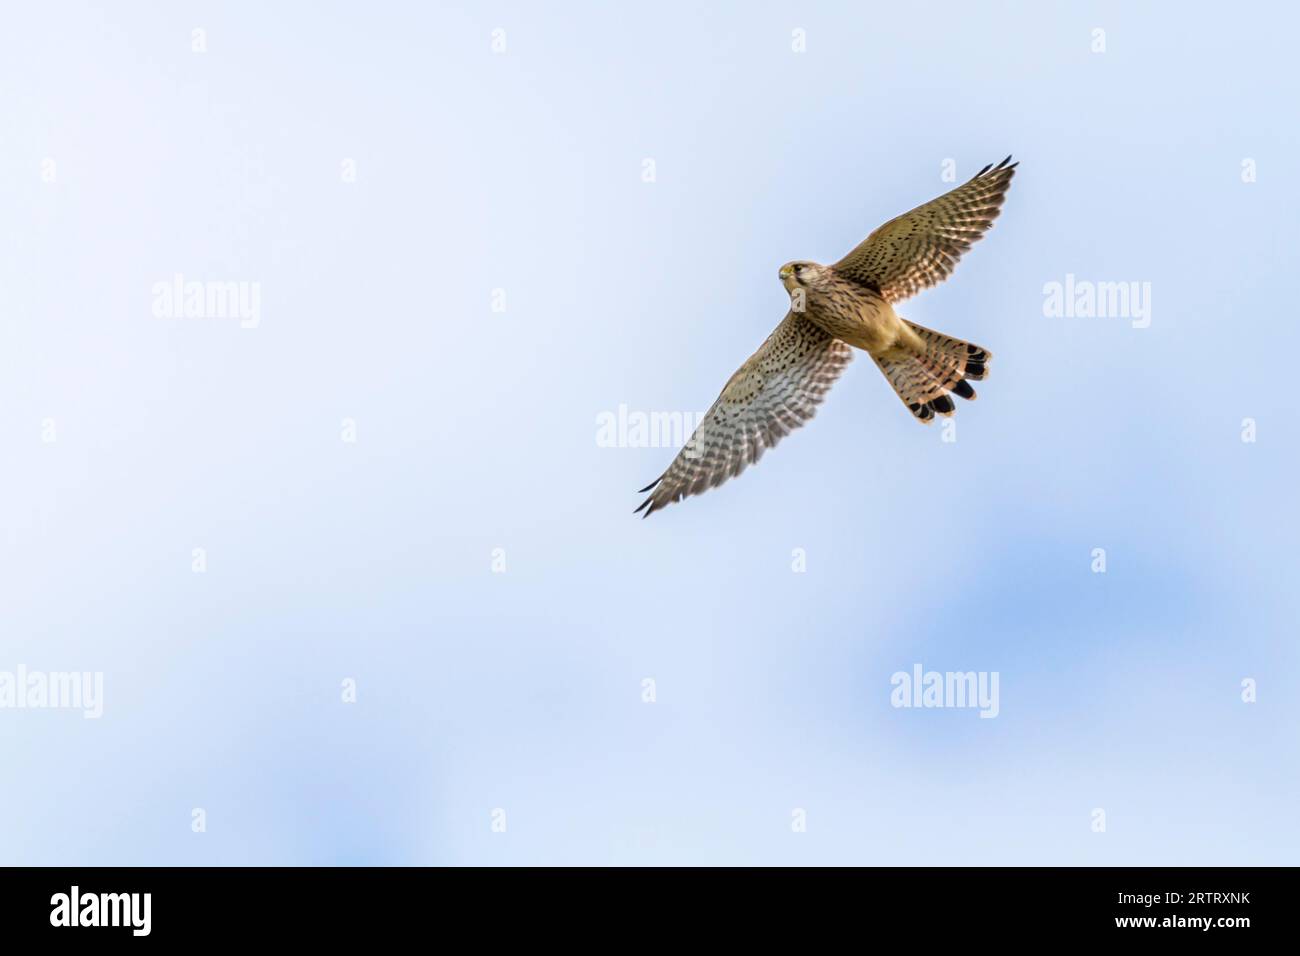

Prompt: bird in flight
xmin=636 ymin=156 xmax=1017 ymax=517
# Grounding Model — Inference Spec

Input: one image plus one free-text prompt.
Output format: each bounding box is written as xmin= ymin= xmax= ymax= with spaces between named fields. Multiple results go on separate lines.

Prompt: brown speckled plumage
xmin=635 ymin=314 xmax=852 ymax=517
xmin=637 ymin=157 xmax=1016 ymax=516
xmin=834 ymin=156 xmax=1017 ymax=303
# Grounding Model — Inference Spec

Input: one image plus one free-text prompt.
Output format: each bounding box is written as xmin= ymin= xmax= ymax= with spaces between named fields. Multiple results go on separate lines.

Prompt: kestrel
xmin=636 ymin=156 xmax=1017 ymax=517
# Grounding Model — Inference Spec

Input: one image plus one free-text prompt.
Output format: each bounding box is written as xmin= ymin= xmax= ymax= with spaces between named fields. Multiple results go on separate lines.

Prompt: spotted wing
xmin=635 ymin=313 xmax=852 ymax=517
xmin=833 ymin=156 xmax=1017 ymax=303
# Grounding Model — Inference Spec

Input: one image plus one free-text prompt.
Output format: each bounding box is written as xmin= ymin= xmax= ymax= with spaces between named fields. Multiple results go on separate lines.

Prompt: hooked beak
xmin=779 ymin=265 xmax=793 ymax=281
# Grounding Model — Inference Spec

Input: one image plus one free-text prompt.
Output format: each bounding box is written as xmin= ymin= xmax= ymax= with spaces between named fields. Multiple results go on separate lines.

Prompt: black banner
xmin=0 ymin=867 xmax=1277 ymax=942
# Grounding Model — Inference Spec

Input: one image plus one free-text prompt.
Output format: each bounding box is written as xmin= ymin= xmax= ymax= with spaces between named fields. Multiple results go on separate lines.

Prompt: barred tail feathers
xmin=873 ymin=320 xmax=991 ymax=424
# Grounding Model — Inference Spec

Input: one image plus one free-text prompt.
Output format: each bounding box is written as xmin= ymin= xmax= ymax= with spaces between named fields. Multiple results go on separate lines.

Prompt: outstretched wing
xmin=833 ymin=155 xmax=1017 ymax=303
xmin=635 ymin=313 xmax=852 ymax=517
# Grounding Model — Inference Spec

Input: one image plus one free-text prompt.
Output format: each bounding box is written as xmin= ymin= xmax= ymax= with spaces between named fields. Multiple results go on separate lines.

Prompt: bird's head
xmin=779 ymin=260 xmax=827 ymax=295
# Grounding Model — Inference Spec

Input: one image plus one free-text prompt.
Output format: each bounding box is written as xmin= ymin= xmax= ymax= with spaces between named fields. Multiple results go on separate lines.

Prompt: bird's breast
xmin=805 ymin=283 xmax=899 ymax=354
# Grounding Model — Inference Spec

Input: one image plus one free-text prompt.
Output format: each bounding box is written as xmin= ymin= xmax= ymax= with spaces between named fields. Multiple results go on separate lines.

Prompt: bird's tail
xmin=872 ymin=320 xmax=991 ymax=424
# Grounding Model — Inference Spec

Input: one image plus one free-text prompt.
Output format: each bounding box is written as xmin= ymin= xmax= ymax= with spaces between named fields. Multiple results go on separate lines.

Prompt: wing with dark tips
xmin=635 ymin=313 xmax=852 ymax=517
xmin=833 ymin=156 xmax=1017 ymax=303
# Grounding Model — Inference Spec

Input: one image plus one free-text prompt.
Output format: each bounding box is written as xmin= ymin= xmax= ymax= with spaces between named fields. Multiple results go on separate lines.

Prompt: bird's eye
xmin=793 ymin=264 xmax=803 ymax=274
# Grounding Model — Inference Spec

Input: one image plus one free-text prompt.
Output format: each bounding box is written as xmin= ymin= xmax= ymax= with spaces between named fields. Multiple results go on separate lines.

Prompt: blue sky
xmin=1 ymin=1 xmax=1296 ymax=865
